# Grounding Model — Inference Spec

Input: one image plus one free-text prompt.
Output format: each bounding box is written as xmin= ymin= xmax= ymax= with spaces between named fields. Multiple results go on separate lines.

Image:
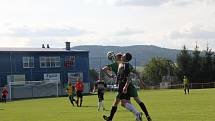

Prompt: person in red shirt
xmin=2 ymin=86 xmax=8 ymax=103
xmin=75 ymin=78 xmax=84 ymax=107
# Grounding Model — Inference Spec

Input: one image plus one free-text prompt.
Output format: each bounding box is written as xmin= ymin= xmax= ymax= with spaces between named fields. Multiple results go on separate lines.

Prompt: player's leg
xmin=97 ymin=91 xmax=102 ymax=111
xmin=123 ymin=87 xmax=143 ymax=121
xmin=187 ymin=85 xmax=190 ymax=94
xmin=69 ymin=96 xmax=75 ymax=106
xmin=72 ymin=96 xmax=76 ymax=102
xmin=103 ymin=97 xmax=120 ymax=121
xmin=100 ymin=92 xmax=105 ymax=110
xmin=72 ymin=96 xmax=77 ymax=106
xmin=128 ymin=85 xmax=152 ymax=121
xmin=121 ymin=99 xmax=142 ymax=121
xmin=76 ymin=97 xmax=79 ymax=106
xmin=76 ymin=91 xmax=80 ymax=107
xmin=134 ymin=97 xmax=152 ymax=121
xmin=128 ymin=85 xmax=151 ymax=120
xmin=80 ymin=93 xmax=83 ymax=107
xmin=184 ymin=85 xmax=187 ymax=94
xmin=4 ymin=96 xmax=6 ymax=103
xmin=2 ymin=95 xmax=6 ymax=103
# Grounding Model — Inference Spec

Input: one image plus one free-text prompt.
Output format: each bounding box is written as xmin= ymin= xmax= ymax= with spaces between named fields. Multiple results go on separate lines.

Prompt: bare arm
xmin=102 ymin=66 xmax=114 ymax=78
xmin=123 ymin=77 xmax=130 ymax=94
xmin=132 ymin=69 xmax=146 ymax=88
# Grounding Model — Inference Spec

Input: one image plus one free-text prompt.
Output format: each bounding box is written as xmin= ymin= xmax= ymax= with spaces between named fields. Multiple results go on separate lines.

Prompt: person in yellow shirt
xmin=183 ymin=76 xmax=190 ymax=94
xmin=67 ymin=80 xmax=77 ymax=106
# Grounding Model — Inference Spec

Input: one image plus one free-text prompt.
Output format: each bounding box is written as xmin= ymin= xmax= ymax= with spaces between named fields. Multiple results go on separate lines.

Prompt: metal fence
xmin=156 ymin=82 xmax=215 ymax=89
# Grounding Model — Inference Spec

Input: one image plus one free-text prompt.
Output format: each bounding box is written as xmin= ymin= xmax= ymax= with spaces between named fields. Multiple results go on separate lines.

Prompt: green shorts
xmin=127 ymin=84 xmax=138 ymax=97
xmin=116 ymin=92 xmax=130 ymax=100
xmin=116 ymin=84 xmax=138 ymax=100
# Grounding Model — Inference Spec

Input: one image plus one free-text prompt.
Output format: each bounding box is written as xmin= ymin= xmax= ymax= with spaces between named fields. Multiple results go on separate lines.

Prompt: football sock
xmin=69 ymin=97 xmax=74 ymax=105
xmin=109 ymin=106 xmax=117 ymax=120
xmin=80 ymin=99 xmax=83 ymax=107
xmin=98 ymin=102 xmax=101 ymax=110
xmin=139 ymin=102 xmax=149 ymax=117
xmin=101 ymin=100 xmax=105 ymax=109
xmin=76 ymin=99 xmax=79 ymax=106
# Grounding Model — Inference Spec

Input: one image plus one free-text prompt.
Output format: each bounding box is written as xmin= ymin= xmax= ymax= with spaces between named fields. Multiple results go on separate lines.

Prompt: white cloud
xmin=0 ymin=0 xmax=214 ymax=50
xmin=114 ymin=0 xmax=215 ymax=7
xmin=8 ymin=26 xmax=88 ymax=37
xmin=168 ymin=24 xmax=215 ymax=39
xmin=115 ymin=28 xmax=144 ymax=36
xmin=0 ymin=37 xmax=30 ymax=47
xmin=115 ymin=0 xmax=170 ymax=6
xmin=164 ymin=24 xmax=215 ymax=50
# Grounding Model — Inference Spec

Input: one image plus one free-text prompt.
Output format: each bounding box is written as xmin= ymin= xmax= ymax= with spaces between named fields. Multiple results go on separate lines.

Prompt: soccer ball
xmin=107 ymin=51 xmax=116 ymax=62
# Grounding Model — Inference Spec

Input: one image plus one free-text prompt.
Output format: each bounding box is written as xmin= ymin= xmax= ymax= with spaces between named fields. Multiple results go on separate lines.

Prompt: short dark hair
xmin=123 ymin=53 xmax=132 ymax=62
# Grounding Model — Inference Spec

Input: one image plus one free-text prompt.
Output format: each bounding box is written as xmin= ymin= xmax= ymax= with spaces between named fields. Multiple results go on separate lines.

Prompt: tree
xmin=176 ymin=45 xmax=192 ymax=82
xmin=190 ymin=44 xmax=202 ymax=83
xmin=213 ymin=54 xmax=215 ymax=83
xmin=201 ymin=45 xmax=214 ymax=85
xmin=142 ymin=57 xmax=177 ymax=85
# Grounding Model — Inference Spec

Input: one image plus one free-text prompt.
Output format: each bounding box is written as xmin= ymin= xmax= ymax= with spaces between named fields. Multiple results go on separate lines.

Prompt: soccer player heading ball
xmin=103 ymin=52 xmax=152 ymax=121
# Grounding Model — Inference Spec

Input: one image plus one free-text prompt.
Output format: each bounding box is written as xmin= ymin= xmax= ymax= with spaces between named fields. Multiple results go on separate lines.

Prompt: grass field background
xmin=0 ymin=88 xmax=215 ymax=121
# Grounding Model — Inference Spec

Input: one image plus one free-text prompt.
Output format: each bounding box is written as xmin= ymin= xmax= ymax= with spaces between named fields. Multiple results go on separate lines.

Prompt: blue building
xmin=0 ymin=42 xmax=90 ymax=99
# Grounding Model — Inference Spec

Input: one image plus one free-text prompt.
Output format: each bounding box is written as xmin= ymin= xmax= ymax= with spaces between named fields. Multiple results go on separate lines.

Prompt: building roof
xmin=0 ymin=48 xmax=89 ymax=53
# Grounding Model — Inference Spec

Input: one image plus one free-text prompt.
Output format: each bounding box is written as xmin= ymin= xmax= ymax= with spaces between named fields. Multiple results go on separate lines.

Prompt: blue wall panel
xmin=0 ymin=50 xmax=89 ymax=87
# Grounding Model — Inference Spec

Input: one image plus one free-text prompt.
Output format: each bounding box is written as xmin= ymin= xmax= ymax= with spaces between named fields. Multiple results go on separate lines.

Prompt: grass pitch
xmin=0 ymin=88 xmax=215 ymax=121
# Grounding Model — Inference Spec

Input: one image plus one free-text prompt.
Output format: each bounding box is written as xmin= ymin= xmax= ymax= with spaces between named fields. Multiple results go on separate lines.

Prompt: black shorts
xmin=98 ymin=89 xmax=104 ymax=100
xmin=184 ymin=84 xmax=189 ymax=89
xmin=76 ymin=91 xmax=83 ymax=98
xmin=2 ymin=95 xmax=6 ymax=99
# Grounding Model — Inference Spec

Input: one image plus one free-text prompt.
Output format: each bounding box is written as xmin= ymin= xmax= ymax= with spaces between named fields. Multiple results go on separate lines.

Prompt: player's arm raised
xmin=102 ymin=66 xmax=114 ymax=78
xmin=131 ymin=69 xmax=146 ymax=88
xmin=123 ymin=76 xmax=130 ymax=94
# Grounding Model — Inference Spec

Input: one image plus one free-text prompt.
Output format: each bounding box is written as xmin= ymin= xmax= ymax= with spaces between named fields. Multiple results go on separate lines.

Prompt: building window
xmin=23 ymin=57 xmax=34 ymax=68
xmin=40 ymin=56 xmax=61 ymax=68
xmin=64 ymin=56 xmax=75 ymax=68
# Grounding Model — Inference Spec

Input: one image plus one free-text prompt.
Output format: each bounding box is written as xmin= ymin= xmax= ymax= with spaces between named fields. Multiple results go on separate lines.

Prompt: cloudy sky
xmin=0 ymin=0 xmax=215 ymax=50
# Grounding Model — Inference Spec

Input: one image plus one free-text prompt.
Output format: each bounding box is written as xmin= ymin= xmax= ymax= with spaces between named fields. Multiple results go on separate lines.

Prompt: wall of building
xmin=0 ymin=50 xmax=90 ymax=99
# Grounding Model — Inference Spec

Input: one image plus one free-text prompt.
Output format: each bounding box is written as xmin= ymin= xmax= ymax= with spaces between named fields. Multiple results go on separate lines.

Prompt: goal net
xmin=8 ymin=80 xmax=60 ymax=100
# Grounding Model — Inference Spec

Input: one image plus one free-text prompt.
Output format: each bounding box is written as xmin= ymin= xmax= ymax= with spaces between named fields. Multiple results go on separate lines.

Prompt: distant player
xmin=75 ymin=78 xmax=84 ymax=107
xmin=93 ymin=79 xmax=107 ymax=111
xmin=183 ymin=76 xmax=190 ymax=94
xmin=66 ymin=80 xmax=77 ymax=106
xmin=1 ymin=86 xmax=8 ymax=103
